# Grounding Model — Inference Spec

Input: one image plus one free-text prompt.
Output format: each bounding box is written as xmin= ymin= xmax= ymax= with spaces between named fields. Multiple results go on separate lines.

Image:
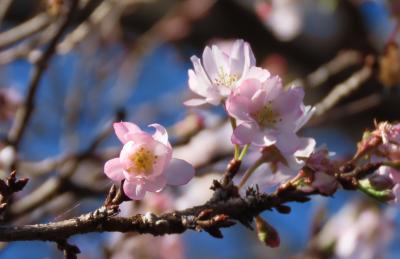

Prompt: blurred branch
xmin=291 ymin=50 xmax=362 ymax=89
xmin=309 ymin=93 xmax=383 ymax=126
xmin=8 ymin=115 xmax=119 ymax=220
xmin=314 ymin=56 xmax=375 ymax=117
xmin=0 ymin=13 xmax=53 ymax=50
xmin=7 ymin=0 xmax=79 ymax=154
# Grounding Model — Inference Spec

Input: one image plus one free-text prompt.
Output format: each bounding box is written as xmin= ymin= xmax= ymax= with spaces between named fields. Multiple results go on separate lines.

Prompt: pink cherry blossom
xmin=226 ymin=77 xmax=314 ymax=154
xmin=104 ymin=122 xmax=195 ymax=200
xmin=305 ymin=147 xmax=339 ymax=195
xmin=184 ymin=39 xmax=257 ymax=106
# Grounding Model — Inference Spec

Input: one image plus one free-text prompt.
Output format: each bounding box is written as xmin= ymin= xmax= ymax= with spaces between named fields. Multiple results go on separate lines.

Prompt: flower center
xmin=214 ymin=67 xmax=238 ymax=88
xmin=252 ymin=102 xmax=281 ymax=128
xmin=128 ymin=147 xmax=157 ymax=175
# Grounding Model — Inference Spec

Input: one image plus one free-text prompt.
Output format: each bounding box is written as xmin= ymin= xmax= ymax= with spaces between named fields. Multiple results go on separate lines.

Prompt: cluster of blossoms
xmin=103 ymin=39 xmax=399 ymax=205
xmin=104 ymin=39 xmax=332 ymax=199
xmin=186 ymin=39 xmax=316 ymax=189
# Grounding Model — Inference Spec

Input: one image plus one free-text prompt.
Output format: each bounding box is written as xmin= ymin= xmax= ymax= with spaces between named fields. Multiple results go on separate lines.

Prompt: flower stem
xmin=238 ymin=156 xmax=264 ymax=189
xmin=238 ymin=144 xmax=250 ymax=161
xmin=229 ymin=117 xmax=240 ymax=160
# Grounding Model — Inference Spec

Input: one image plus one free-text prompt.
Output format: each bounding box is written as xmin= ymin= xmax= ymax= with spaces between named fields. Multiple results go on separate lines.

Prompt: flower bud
xmin=255 ymin=216 xmax=280 ymax=248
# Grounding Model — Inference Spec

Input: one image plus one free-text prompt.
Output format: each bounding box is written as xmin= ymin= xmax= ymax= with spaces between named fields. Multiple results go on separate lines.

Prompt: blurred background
xmin=0 ymin=0 xmax=399 ymax=258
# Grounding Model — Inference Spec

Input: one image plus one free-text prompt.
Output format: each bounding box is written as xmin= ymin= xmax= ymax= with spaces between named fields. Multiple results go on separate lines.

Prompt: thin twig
xmin=314 ymin=56 xmax=374 ymax=117
xmin=290 ymin=50 xmax=362 ymax=89
xmin=7 ymin=0 xmax=79 ymax=157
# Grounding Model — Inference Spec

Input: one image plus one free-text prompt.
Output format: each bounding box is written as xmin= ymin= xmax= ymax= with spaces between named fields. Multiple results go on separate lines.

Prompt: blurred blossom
xmin=0 ymin=87 xmax=22 ymax=122
xmin=260 ymin=53 xmax=288 ymax=77
xmin=109 ymin=192 xmax=185 ymax=259
xmin=173 ymin=122 xmax=232 ymax=168
xmin=104 ymin=122 xmax=194 ymax=200
xmin=255 ymin=0 xmax=303 ymax=41
xmin=111 ymin=233 xmax=184 ymax=259
xmin=175 ymin=173 xmax=219 ymax=210
xmin=316 ymin=200 xmax=395 ymax=259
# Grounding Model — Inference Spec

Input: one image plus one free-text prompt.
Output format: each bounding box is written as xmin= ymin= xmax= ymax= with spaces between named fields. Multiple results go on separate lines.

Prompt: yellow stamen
xmin=128 ymin=147 xmax=157 ymax=175
xmin=251 ymin=102 xmax=282 ymax=128
xmin=214 ymin=67 xmax=238 ymax=88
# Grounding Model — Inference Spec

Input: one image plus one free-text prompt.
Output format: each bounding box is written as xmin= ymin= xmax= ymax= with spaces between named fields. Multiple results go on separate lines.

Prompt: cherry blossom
xmin=304 ymin=147 xmax=339 ymax=195
xmin=226 ymin=77 xmax=314 ymax=154
xmin=184 ymin=39 xmax=258 ymax=106
xmin=104 ymin=122 xmax=195 ymax=200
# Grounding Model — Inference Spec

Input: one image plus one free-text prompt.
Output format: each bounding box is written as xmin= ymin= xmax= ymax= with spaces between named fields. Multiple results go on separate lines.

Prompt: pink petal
xmin=164 ymin=158 xmax=195 ymax=186
xmin=188 ymin=66 xmax=210 ymax=96
xmin=275 ymin=132 xmax=303 ymax=155
xmin=123 ymin=181 xmax=146 ymax=200
xmin=246 ymin=67 xmax=270 ymax=82
xmin=228 ymin=40 xmax=246 ymax=76
xmin=184 ymin=98 xmax=208 ymax=106
xmin=113 ymin=122 xmax=141 ymax=144
xmin=104 ymin=158 xmax=125 ymax=181
xmin=235 ymin=79 xmax=261 ymax=98
xmin=263 ymin=76 xmax=283 ymax=101
xmin=232 ymin=123 xmax=275 ymax=146
xmin=294 ymin=137 xmax=316 ymax=158
xmin=149 ymin=123 xmax=170 ymax=147
xmin=144 ymin=175 xmax=167 ymax=192
xmin=202 ymin=46 xmax=220 ymax=82
xmin=273 ymin=86 xmax=304 ymax=116
xmin=295 ymin=105 xmax=315 ymax=132
xmin=225 ymin=94 xmax=252 ymax=121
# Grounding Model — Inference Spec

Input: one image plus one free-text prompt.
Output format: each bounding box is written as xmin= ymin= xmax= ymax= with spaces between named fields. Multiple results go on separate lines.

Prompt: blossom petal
xmin=184 ymin=98 xmax=208 ymax=106
xmin=273 ymin=86 xmax=304 ymax=116
xmin=275 ymin=132 xmax=302 ymax=154
xmin=232 ymin=123 xmax=275 ymax=146
xmin=113 ymin=122 xmax=141 ymax=144
xmin=164 ymin=158 xmax=195 ymax=186
xmin=295 ymin=105 xmax=315 ymax=132
xmin=188 ymin=67 xmax=209 ymax=97
xmin=226 ymin=94 xmax=253 ymax=121
xmin=144 ymin=175 xmax=167 ymax=192
xmin=246 ymin=66 xmax=270 ymax=82
xmin=294 ymin=137 xmax=316 ymax=158
xmin=123 ymin=181 xmax=146 ymax=200
xmin=150 ymin=123 xmax=170 ymax=146
xmin=263 ymin=76 xmax=283 ymax=101
xmin=104 ymin=158 xmax=125 ymax=181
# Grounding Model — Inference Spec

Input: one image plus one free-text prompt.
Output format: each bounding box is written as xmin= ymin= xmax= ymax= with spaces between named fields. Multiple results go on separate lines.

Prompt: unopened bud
xmin=368 ymin=174 xmax=394 ymax=190
xmin=255 ymin=216 xmax=280 ymax=248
